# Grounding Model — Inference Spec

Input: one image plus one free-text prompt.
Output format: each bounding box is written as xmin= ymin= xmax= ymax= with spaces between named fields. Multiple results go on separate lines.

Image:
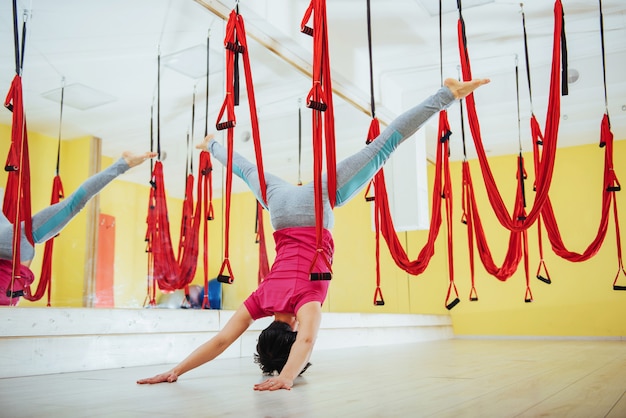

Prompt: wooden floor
xmin=2 ymin=339 xmax=626 ymax=417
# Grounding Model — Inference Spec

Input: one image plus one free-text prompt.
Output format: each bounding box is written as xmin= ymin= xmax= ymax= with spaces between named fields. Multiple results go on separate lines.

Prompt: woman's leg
xmin=332 ymin=86 xmax=454 ymax=205
xmin=333 ymin=78 xmax=489 ymax=206
xmin=31 ymin=151 xmax=155 ymax=244
xmin=202 ymin=135 xmax=288 ymax=211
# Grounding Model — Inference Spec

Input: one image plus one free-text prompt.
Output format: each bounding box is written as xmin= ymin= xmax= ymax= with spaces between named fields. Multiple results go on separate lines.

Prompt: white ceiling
xmin=1 ymin=0 xmax=625 ymax=199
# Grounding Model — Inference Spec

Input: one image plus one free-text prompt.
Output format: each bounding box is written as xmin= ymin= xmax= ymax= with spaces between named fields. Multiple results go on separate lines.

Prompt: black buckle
xmin=310 ymin=272 xmax=332 ymax=281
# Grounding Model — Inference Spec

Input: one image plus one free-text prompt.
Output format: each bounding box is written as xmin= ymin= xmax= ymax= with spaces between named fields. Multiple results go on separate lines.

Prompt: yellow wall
xmin=3 ymin=123 xmax=626 ymax=337
xmin=0 ymin=125 xmax=93 ymax=307
xmin=447 ymin=140 xmax=626 ymax=337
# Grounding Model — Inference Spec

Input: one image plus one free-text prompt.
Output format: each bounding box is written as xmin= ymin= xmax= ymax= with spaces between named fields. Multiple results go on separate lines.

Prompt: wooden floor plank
xmin=1 ymin=339 xmax=626 ymax=417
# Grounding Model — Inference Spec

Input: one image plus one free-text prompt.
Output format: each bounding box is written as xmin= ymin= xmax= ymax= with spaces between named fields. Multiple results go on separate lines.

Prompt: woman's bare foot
xmin=122 ymin=151 xmax=158 ymax=168
xmin=196 ymin=134 xmax=214 ymax=151
xmin=444 ymin=78 xmax=490 ymax=100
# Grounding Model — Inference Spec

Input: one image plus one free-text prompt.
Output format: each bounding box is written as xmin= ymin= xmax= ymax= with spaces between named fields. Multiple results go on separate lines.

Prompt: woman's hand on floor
xmin=253 ymin=376 xmax=293 ymax=391
xmin=136 ymin=370 xmax=179 ymax=384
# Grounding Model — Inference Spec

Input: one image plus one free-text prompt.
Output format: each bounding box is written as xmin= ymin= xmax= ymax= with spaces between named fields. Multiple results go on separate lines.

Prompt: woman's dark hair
xmin=254 ymin=321 xmax=296 ymax=375
xmin=253 ymin=320 xmax=312 ymax=376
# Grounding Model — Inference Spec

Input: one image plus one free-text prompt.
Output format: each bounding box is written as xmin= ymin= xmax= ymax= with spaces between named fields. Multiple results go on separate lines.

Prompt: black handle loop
xmin=216 ymin=121 xmax=236 ymax=130
xmin=446 ymin=298 xmax=460 ymax=310
xmin=217 ymin=274 xmax=233 ymax=284
xmin=536 ymin=274 xmax=551 ymax=284
xmin=307 ymin=100 xmax=327 ymax=112
xmin=225 ymin=41 xmax=245 ymax=54
xmin=301 ymin=26 xmax=313 ymax=36
xmin=6 ymin=289 xmax=24 ymax=298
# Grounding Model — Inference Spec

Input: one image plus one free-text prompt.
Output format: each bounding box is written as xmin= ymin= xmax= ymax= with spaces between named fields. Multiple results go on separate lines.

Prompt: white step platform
xmin=0 ymin=307 xmax=452 ymax=378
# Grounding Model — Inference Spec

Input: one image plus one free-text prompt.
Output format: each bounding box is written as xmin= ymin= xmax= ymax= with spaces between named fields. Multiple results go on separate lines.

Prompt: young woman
xmin=137 ymin=78 xmax=490 ymax=391
xmin=0 ymin=151 xmax=157 ymax=306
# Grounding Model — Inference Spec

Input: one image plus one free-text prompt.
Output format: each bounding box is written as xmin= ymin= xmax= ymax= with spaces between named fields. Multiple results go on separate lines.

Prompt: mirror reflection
xmin=0 ymin=0 xmax=370 ymax=309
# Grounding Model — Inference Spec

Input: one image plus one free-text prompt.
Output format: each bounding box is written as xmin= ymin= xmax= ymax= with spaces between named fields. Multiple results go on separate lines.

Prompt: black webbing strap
xmin=19 ymin=11 xmax=27 ymax=73
xmin=6 ymin=1 xmax=27 ymax=112
xmin=205 ymin=30 xmax=211 ymax=138
xmin=457 ymin=0 xmax=470 ymax=71
xmin=520 ymin=4 xmax=534 ymax=112
xmin=149 ymin=104 xmax=154 ymax=182
xmin=233 ymin=5 xmax=241 ymax=107
xmin=157 ymin=51 xmax=162 ymax=160
xmin=439 ymin=0 xmax=443 ymax=85
xmin=56 ymin=79 xmax=65 ymax=176
xmin=366 ymin=0 xmax=375 ymax=120
xmin=598 ymin=0 xmax=609 ymax=116
xmin=11 ymin=0 xmax=20 ymax=75
xmin=560 ymin=7 xmax=568 ymax=96
xmin=188 ymin=87 xmax=196 ymax=177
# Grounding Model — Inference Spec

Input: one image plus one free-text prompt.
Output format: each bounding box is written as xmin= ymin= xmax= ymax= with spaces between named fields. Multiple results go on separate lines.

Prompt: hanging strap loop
xmin=373 ymin=286 xmax=385 ymax=306
xmin=217 ymin=259 xmax=234 ymax=284
xmin=536 ymin=259 xmax=551 ymax=284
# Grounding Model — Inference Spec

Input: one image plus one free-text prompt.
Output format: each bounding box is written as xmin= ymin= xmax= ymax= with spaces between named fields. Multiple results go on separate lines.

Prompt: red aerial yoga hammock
xmin=3 ymin=2 xmax=34 ymax=304
xmin=146 ymin=161 xmax=203 ymax=294
xmin=144 ymin=51 xmax=214 ymax=304
xmin=23 ymin=82 xmax=66 ymax=305
xmin=524 ymin=0 xmax=624 ymax=289
xmin=363 ymin=0 xmax=459 ymax=309
xmin=145 ymin=155 xmax=213 ymax=297
xmin=457 ymin=0 xmax=564 ymax=233
xmin=22 ymin=176 xmax=63 ymax=305
xmin=374 ymin=112 xmax=456 ymax=297
xmin=456 ymin=0 xmax=565 ymax=300
xmin=301 ymin=0 xmax=336 ymax=280
xmin=214 ymin=8 xmax=268 ymax=285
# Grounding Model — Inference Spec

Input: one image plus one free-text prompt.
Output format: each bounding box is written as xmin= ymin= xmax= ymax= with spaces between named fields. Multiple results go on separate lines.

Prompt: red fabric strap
xmin=145 ymin=157 xmax=212 ymax=295
xmin=539 ymin=115 xmax=620 ymax=262
xmin=302 ymin=0 xmax=336 ymax=275
xmin=456 ymin=1 xmax=563 ymax=232
xmin=364 ymin=118 xmax=385 ymax=305
xmin=23 ymin=175 xmax=64 ymax=305
xmin=215 ymin=10 xmax=268 ymax=283
xmin=256 ymin=201 xmax=270 ymax=285
xmin=3 ymin=75 xmax=34 ymax=286
xmin=375 ymin=112 xmax=445 ymax=274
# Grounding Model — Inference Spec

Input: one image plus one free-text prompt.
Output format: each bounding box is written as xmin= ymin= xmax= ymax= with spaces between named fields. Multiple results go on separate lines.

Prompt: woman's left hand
xmin=253 ymin=376 xmax=293 ymax=391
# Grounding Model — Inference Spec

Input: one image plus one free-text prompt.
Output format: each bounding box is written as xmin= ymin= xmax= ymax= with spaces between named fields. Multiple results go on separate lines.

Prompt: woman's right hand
xmin=136 ymin=370 xmax=179 ymax=384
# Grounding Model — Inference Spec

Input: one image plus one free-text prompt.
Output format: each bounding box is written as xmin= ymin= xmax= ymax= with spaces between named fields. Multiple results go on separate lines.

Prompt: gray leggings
xmin=207 ymin=86 xmax=456 ymax=231
xmin=0 ymin=158 xmax=130 ymax=262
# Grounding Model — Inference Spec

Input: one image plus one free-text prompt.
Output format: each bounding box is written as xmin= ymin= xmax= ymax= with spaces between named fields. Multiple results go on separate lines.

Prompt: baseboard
xmin=0 ymin=307 xmax=452 ymax=378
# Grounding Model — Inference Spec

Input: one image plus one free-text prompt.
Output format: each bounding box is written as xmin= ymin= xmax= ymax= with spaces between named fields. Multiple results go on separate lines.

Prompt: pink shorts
xmin=244 ymin=226 xmax=334 ymax=319
xmin=0 ymin=259 xmax=35 ymax=306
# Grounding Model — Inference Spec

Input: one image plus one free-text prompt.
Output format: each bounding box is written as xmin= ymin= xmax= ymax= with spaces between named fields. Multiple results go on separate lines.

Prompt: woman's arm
xmin=253 ymin=301 xmax=322 ymax=391
xmin=137 ymin=304 xmax=254 ymax=384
